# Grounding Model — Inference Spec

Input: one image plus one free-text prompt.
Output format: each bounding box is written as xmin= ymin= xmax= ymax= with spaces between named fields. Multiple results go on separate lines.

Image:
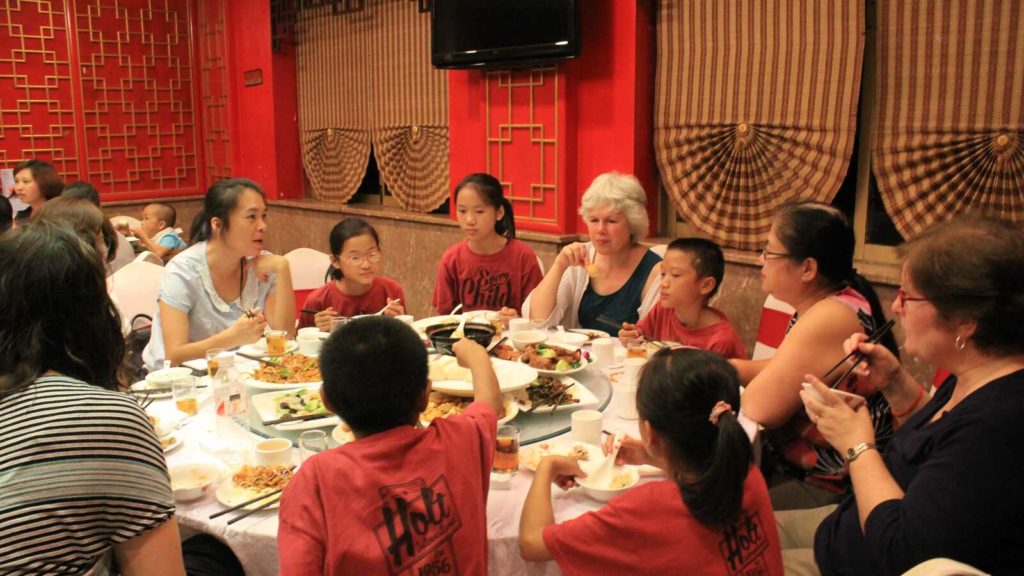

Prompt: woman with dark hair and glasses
xmin=779 ymin=215 xmax=1024 ymax=575
xmin=0 ymin=222 xmax=185 ymax=575
xmin=734 ymin=202 xmax=897 ymax=510
xmin=142 ymin=178 xmax=294 ymax=369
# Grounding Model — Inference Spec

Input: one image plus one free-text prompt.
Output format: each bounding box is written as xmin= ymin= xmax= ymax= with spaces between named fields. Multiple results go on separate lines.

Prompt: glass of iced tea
xmin=626 ymin=339 xmax=648 ymax=360
xmin=494 ymin=425 xmax=520 ymax=473
xmin=171 ymin=376 xmax=198 ymax=416
xmin=205 ymin=348 xmax=225 ymax=378
xmin=266 ymin=330 xmax=288 ymax=355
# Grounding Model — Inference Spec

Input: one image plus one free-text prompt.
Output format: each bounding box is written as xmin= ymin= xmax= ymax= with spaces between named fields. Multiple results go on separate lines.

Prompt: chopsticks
xmin=209 ymin=488 xmax=283 ymax=520
xmin=486 ymin=336 xmax=508 ymax=356
xmin=133 ymin=390 xmax=156 ymax=410
xmin=262 ymin=412 xmax=333 ymax=426
xmin=823 ymin=319 xmax=896 ymax=389
xmin=595 ymin=314 xmax=622 ymax=332
xmin=225 ymin=494 xmax=282 ymax=525
xmin=236 ymin=351 xmax=287 ymax=368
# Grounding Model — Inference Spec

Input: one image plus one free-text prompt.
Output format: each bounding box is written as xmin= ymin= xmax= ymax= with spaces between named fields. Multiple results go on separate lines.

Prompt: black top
xmin=577 ymin=249 xmax=661 ymax=331
xmin=814 ymin=368 xmax=1024 ymax=575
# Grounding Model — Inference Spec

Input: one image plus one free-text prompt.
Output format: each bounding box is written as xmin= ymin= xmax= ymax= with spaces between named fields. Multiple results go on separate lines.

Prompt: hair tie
xmin=708 ymin=401 xmax=735 ymax=426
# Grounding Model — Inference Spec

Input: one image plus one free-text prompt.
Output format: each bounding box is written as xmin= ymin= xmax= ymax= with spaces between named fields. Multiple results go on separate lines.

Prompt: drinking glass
xmin=298 ymin=429 xmax=329 ymax=463
xmin=171 ymin=376 xmax=198 ymax=416
xmin=494 ymin=425 xmax=520 ymax=473
xmin=266 ymin=330 xmax=288 ymax=355
xmin=205 ymin=348 xmax=225 ymax=378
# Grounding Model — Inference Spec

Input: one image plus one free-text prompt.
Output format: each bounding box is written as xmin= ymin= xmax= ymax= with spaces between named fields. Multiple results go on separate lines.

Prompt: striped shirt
xmin=0 ymin=376 xmax=174 ymax=575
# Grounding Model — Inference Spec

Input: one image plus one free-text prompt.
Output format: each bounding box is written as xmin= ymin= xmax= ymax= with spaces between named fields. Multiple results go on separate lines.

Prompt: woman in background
xmin=11 ymin=159 xmax=63 ymax=223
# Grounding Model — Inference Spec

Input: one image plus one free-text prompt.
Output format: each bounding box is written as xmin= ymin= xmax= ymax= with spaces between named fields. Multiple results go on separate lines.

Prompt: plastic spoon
xmin=585 ymin=432 xmax=623 ymax=489
xmin=450 ymin=312 xmax=472 ymax=339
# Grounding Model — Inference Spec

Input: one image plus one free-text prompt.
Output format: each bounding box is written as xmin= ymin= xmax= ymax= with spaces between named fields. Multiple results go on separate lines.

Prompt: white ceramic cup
xmin=619 ymin=383 xmax=640 ymax=420
xmin=613 ymin=347 xmax=628 ymax=366
xmin=507 ymin=318 xmax=530 ymax=335
xmin=297 ymin=327 xmax=321 ymax=337
xmin=591 ymin=338 xmax=614 ymax=371
xmin=297 ymin=332 xmax=325 ymax=355
xmin=396 ymin=314 xmax=415 ymax=325
xmin=571 ymin=410 xmax=603 ymax=445
xmin=254 ymin=438 xmax=293 ymax=466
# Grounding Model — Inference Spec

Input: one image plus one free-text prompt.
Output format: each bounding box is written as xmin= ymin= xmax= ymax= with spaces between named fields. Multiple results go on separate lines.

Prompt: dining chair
xmin=283 ymin=247 xmax=331 ymax=321
xmin=109 ymin=260 xmax=165 ymax=334
xmin=751 ymin=294 xmax=796 ymax=361
xmin=133 ymin=250 xmax=164 ymax=266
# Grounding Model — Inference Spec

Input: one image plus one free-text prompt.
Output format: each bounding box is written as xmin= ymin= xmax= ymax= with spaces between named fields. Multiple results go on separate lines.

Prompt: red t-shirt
xmin=636 ymin=304 xmax=747 ymax=359
xmin=543 ymin=468 xmax=783 ymax=576
xmin=278 ymin=402 xmax=497 ymax=576
xmin=298 ymin=277 xmax=405 ymax=328
xmin=431 ymin=239 xmax=543 ymax=314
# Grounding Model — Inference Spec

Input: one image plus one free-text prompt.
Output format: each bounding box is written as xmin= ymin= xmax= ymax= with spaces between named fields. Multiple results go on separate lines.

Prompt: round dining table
xmin=161 ymin=339 xmax=760 ymax=576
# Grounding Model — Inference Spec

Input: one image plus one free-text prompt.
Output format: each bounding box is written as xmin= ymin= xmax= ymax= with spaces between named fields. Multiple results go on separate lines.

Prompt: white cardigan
xmin=521 ymin=242 xmax=662 ymax=330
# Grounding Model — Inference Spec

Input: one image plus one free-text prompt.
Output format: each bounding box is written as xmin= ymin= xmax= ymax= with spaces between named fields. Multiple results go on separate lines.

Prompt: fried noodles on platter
xmin=232 ymin=465 xmax=294 ymax=492
xmin=251 ymin=354 xmax=321 ymax=383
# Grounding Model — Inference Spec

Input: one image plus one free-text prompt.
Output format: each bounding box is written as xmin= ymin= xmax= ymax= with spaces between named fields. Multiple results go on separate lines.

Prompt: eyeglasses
xmin=760 ymin=247 xmax=791 ymax=260
xmin=896 ymin=288 xmax=928 ymax=307
xmin=340 ymin=251 xmax=382 ymax=266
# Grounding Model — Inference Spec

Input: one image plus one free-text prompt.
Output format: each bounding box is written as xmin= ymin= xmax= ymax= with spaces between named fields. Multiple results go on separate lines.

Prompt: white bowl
xmin=511 ymin=329 xmax=547 ymax=351
xmin=549 ymin=331 xmax=589 ymax=347
xmin=144 ymin=367 xmax=193 ymax=389
xmin=296 ymin=332 xmax=327 ymax=355
xmin=169 ymin=463 xmax=220 ymax=502
xmin=580 ymin=466 xmax=640 ymax=502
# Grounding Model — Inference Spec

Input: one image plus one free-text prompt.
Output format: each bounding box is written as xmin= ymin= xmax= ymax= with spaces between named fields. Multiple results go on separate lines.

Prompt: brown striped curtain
xmin=655 ymin=0 xmax=865 ymax=250
xmin=296 ymin=1 xmax=449 ymax=210
xmin=874 ymin=0 xmax=1024 ymax=237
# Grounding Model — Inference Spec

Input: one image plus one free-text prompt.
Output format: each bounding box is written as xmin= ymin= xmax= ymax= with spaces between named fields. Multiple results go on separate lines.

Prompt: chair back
xmin=284 ymin=248 xmax=331 ymax=320
xmin=109 ymin=260 xmax=164 ymax=334
xmin=751 ymin=294 xmax=795 ymax=360
xmin=133 ymin=250 xmax=164 ymax=266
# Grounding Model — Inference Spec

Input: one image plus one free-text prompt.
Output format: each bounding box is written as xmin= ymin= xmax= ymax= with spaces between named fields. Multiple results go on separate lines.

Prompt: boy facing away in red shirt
xmin=619 ymin=238 xmax=746 ymax=359
xmin=278 ymin=317 xmax=502 ymax=576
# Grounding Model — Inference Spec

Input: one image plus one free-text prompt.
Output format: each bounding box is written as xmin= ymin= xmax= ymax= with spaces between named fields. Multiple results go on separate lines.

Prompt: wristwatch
xmin=845 ymin=442 xmax=877 ymax=463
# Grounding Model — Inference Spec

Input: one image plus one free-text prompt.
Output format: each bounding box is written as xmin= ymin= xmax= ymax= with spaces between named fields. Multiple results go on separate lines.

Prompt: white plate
xmin=245 ymin=376 xmax=323 ymax=392
xmin=132 ymin=380 xmax=173 ymax=398
xmin=250 ymin=388 xmax=341 ymax=430
xmin=215 ymin=481 xmax=282 ymax=511
xmin=519 ymin=343 xmax=594 ymax=376
xmin=514 ymin=376 xmax=599 ymax=414
xmin=429 ymin=358 xmax=537 ymax=397
xmin=331 ymin=424 xmax=355 ymax=446
xmin=522 ymin=439 xmax=602 ymax=472
xmin=161 ymin=435 xmax=182 ymax=453
xmin=238 ymin=339 xmax=299 ymax=357
xmin=566 ymin=328 xmax=610 ymax=341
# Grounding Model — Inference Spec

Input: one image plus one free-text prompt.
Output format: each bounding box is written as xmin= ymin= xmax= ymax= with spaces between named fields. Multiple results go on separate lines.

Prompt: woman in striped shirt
xmin=0 ymin=222 xmax=185 ymax=575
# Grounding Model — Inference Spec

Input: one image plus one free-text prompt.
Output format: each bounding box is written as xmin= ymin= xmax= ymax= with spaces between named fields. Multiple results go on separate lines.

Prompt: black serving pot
xmin=425 ymin=322 xmax=495 ymax=355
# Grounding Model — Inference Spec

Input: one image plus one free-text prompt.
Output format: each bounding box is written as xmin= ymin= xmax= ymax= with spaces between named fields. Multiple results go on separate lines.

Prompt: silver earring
xmin=955 ymin=335 xmax=967 ymax=351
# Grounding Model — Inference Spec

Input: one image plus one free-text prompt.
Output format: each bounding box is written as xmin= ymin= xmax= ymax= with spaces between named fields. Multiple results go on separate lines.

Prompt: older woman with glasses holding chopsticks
xmin=777 ymin=215 xmax=1024 ymax=576
xmin=732 ymin=202 xmax=898 ymax=511
xmin=522 ymin=172 xmax=662 ymax=331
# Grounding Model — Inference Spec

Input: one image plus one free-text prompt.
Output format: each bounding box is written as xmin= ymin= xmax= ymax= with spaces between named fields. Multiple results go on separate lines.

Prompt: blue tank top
xmin=578 ymin=250 xmax=662 ymax=331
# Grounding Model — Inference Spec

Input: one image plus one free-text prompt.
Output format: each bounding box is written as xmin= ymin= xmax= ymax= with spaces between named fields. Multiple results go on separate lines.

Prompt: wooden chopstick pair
xmin=595 ymin=314 xmax=623 ymax=332
xmin=235 ymin=351 xmax=288 ymax=368
xmin=822 ymin=319 xmax=896 ymax=389
xmin=262 ymin=412 xmax=333 ymax=426
xmin=209 ymin=488 xmax=284 ymax=524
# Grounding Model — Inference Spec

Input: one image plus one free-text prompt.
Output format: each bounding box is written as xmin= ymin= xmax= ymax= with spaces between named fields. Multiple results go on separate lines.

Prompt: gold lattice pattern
xmin=486 ymin=66 xmax=559 ymax=225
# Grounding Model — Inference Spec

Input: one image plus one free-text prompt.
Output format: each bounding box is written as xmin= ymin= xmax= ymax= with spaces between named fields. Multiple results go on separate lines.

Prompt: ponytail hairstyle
xmin=326 ymin=217 xmax=381 ymax=281
xmin=773 ymin=202 xmax=898 ymax=357
xmin=454 ymin=173 xmax=516 ymax=240
xmin=636 ymin=348 xmax=751 ymax=527
xmin=190 ymin=178 xmax=265 ymax=244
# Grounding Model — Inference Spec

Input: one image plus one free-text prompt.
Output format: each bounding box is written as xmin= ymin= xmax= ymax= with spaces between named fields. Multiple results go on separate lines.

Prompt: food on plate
xmin=421 ymin=393 xmax=473 ymax=423
xmin=517 ymin=376 xmax=579 ymax=411
xmin=521 ymin=343 xmax=589 ymax=372
xmin=524 ymin=442 xmax=592 ymax=470
xmin=232 ymin=465 xmax=295 ymax=492
xmin=252 ymin=354 xmax=321 ymax=384
xmin=609 ymin=470 xmax=638 ymax=490
xmin=159 ymin=436 xmax=177 ymax=449
xmin=490 ymin=344 xmax=523 ymax=362
xmin=428 ymin=355 xmax=472 ymax=381
xmin=273 ymin=388 xmax=329 ymax=418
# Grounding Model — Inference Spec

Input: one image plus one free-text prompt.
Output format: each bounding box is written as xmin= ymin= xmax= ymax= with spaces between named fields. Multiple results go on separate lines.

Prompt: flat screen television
xmin=431 ymin=0 xmax=580 ymax=69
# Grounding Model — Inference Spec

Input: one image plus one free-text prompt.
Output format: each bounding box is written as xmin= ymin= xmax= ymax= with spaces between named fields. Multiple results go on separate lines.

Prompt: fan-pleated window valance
xmin=296 ymin=0 xmax=449 ymax=211
xmin=655 ymin=0 xmax=865 ymax=249
xmin=874 ymin=0 xmax=1024 ymax=237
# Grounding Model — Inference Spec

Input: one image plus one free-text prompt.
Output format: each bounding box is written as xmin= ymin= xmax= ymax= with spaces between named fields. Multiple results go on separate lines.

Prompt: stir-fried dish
xmin=252 ymin=354 xmax=321 ymax=383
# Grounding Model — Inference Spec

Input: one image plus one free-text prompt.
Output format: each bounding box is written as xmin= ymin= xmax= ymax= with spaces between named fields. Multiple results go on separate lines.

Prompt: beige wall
xmin=102 ymin=197 xmax=934 ymax=383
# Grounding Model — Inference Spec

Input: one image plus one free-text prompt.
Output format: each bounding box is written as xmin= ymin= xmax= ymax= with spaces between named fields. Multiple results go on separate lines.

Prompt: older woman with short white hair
xmin=523 ymin=172 xmax=662 ymax=331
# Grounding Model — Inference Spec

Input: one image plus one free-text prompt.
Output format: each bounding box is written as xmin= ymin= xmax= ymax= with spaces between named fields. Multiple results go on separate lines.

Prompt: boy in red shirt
xmin=620 ymin=238 xmax=745 ymax=359
xmin=278 ymin=316 xmax=502 ymax=576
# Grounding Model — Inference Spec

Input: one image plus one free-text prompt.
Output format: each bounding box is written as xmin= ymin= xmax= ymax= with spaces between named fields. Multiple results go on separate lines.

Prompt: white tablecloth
xmin=163 ymin=366 xmax=639 ymax=576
